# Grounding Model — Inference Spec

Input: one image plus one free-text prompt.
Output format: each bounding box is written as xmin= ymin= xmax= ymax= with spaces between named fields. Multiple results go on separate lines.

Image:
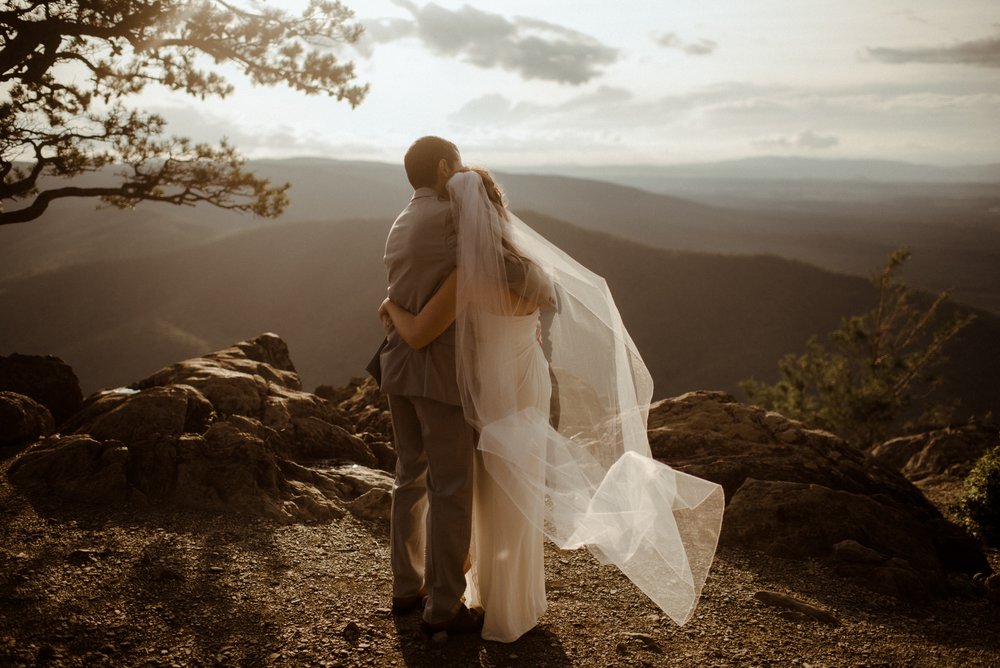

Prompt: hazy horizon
xmin=254 ymin=153 xmax=1000 ymax=173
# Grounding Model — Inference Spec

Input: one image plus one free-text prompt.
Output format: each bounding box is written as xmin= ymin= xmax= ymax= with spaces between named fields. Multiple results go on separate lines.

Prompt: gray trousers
xmin=388 ymin=394 xmax=475 ymax=624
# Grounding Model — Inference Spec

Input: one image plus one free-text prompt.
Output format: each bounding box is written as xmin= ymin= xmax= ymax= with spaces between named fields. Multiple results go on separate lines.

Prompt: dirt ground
xmin=2 ymin=454 xmax=999 ymax=668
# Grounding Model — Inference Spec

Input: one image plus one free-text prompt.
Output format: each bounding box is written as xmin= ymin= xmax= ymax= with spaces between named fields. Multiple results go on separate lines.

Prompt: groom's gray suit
xmin=382 ymin=186 xmax=475 ymax=625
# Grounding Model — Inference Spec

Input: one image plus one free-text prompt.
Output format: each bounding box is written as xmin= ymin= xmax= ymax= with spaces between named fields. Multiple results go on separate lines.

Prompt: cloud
xmin=449 ymin=86 xmax=633 ymax=125
xmin=146 ymin=105 xmax=385 ymax=159
xmin=886 ymin=8 xmax=930 ymax=26
xmin=354 ymin=17 xmax=414 ymax=56
xmin=865 ymin=31 xmax=1000 ymax=67
xmin=653 ymin=32 xmax=717 ymax=56
xmin=752 ymin=130 xmax=840 ymax=150
xmin=360 ymin=2 xmax=619 ymax=84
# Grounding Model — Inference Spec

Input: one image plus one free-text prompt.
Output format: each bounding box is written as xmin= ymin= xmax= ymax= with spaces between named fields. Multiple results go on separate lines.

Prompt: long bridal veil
xmin=450 ymin=171 xmax=725 ymax=625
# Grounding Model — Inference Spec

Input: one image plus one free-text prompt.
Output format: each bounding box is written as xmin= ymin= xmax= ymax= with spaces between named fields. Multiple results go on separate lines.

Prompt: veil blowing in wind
xmin=449 ymin=171 xmax=725 ymax=628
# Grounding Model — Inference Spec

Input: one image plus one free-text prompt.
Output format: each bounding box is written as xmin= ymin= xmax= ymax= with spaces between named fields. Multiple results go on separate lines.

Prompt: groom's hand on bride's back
xmin=378 ymin=297 xmax=392 ymax=332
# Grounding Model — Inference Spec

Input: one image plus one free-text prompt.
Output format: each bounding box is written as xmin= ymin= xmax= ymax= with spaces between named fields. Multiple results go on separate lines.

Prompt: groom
xmin=380 ymin=136 xmax=483 ymax=634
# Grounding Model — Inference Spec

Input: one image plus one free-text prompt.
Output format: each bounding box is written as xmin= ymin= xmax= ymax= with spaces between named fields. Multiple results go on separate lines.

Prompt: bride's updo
xmin=458 ymin=166 xmax=509 ymax=221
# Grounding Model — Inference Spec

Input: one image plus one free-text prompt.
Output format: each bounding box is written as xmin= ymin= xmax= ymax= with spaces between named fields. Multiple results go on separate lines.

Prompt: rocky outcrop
xmin=869 ymin=423 xmax=999 ymax=512
xmin=870 ymin=423 xmax=998 ymax=483
xmin=0 ymin=353 xmax=83 ymax=425
xmin=0 ymin=391 xmax=54 ymax=448
xmin=648 ymin=391 xmax=990 ymax=600
xmin=6 ymin=341 xmax=991 ymax=601
xmin=8 ymin=334 xmax=391 ymax=523
xmin=317 ymin=376 xmax=394 ymax=470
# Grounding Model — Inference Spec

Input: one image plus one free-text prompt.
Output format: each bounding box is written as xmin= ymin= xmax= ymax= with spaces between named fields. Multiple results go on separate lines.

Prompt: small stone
xmin=208 ymin=566 xmax=224 ymax=573
xmin=832 ymin=539 xmax=886 ymax=565
xmin=947 ymin=573 xmax=978 ymax=597
xmin=67 ymin=549 xmax=100 ymax=564
xmin=621 ymin=632 xmax=662 ymax=652
xmin=341 ymin=621 xmax=361 ymax=640
xmin=753 ymin=590 xmax=838 ymax=625
xmin=985 ymin=574 xmax=1000 ymax=605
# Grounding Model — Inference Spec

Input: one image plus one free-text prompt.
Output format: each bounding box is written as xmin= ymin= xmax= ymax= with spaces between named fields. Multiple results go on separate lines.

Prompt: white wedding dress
xmin=464 ymin=310 xmax=550 ymax=642
xmin=449 ymin=171 xmax=725 ymax=643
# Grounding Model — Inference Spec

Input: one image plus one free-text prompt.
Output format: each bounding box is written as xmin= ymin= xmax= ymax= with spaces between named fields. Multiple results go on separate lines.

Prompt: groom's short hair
xmin=404 ymin=136 xmax=460 ymax=189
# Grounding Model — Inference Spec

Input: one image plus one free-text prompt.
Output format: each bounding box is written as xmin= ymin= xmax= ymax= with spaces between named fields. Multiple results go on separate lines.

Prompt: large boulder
xmin=7 ymin=334 xmax=389 ymax=523
xmin=61 ymin=385 xmax=215 ymax=442
xmin=135 ymin=333 xmax=301 ymax=392
xmin=0 ymin=353 xmax=83 ymax=425
xmin=134 ymin=333 xmax=355 ymax=433
xmin=648 ymin=391 xmax=989 ymax=600
xmin=0 ymin=391 xmax=55 ymax=448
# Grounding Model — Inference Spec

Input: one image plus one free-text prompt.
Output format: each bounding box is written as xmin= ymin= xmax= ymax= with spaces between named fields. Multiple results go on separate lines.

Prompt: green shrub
xmin=954 ymin=445 xmax=1000 ymax=547
xmin=741 ymin=248 xmax=975 ymax=448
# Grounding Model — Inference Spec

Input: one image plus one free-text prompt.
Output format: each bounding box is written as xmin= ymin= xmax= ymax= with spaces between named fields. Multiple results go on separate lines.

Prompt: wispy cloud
xmin=652 ymin=32 xmax=717 ymax=56
xmin=450 ymin=82 xmax=1000 ymax=132
xmin=752 ymin=130 xmax=840 ymax=150
xmin=885 ymin=8 xmax=931 ymax=26
xmin=865 ymin=31 xmax=1000 ymax=67
xmin=147 ymin=106 xmax=387 ymax=159
xmin=359 ymin=1 xmax=619 ymax=84
xmin=449 ymin=86 xmax=632 ymax=125
xmin=443 ymin=79 xmax=1000 ymax=164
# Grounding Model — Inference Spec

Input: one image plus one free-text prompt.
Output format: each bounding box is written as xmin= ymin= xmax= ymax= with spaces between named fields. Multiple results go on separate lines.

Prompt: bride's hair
xmin=457 ymin=166 xmax=534 ymax=267
xmin=458 ymin=166 xmax=508 ymax=221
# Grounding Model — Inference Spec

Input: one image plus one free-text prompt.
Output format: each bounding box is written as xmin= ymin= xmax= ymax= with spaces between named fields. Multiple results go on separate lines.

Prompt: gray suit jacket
xmin=380 ymin=187 xmax=461 ymax=406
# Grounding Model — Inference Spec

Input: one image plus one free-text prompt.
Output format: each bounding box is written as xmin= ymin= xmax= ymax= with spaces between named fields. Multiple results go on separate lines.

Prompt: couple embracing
xmin=377 ymin=136 xmax=725 ymax=643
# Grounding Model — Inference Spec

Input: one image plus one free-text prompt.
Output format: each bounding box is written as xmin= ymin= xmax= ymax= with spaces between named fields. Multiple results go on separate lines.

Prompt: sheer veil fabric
xmin=449 ymin=171 xmax=725 ymax=637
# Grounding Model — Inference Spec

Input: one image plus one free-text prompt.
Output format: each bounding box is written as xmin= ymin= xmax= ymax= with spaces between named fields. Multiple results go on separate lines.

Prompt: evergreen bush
xmin=954 ymin=445 xmax=1000 ymax=547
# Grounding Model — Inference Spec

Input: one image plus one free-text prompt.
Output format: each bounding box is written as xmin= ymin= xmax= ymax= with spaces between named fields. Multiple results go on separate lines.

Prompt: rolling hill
xmin=4 ymin=157 xmax=995 ymax=313
xmin=2 ymin=210 xmax=997 ymax=421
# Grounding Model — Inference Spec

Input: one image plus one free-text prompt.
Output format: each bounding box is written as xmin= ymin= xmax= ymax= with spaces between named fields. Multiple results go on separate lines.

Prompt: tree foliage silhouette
xmin=0 ymin=0 xmax=367 ymax=226
xmin=741 ymin=248 xmax=976 ymax=448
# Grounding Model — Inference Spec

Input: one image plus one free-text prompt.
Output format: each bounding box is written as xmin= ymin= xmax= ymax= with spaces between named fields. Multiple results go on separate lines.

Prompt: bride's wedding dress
xmin=450 ymin=171 xmax=725 ymax=643
xmin=465 ymin=310 xmax=549 ymax=642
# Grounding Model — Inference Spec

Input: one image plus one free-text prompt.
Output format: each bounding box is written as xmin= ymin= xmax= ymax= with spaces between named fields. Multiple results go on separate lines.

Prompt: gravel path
xmin=2 ymin=456 xmax=998 ymax=668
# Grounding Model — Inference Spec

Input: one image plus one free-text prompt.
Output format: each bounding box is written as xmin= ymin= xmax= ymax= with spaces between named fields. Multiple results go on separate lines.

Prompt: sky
xmin=142 ymin=0 xmax=1000 ymax=167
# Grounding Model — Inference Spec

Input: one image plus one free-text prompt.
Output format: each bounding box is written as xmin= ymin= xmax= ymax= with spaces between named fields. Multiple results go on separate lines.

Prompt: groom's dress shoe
xmin=391 ymin=587 xmax=428 ymax=615
xmin=420 ymin=604 xmax=485 ymax=635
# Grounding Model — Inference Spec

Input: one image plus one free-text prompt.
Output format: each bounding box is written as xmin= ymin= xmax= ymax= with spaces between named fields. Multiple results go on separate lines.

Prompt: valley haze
xmin=1 ymin=156 xmax=998 ymax=422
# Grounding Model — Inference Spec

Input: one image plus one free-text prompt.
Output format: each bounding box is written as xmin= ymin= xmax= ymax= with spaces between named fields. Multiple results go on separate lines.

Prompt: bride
xmin=379 ymin=167 xmax=724 ymax=643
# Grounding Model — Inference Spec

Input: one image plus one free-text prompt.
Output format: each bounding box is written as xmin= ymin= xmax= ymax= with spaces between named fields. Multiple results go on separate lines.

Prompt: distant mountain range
xmin=6 ymin=157 xmax=997 ymax=312
xmin=1 ymin=157 xmax=998 ymax=420
xmin=518 ymin=156 xmax=1000 ymax=184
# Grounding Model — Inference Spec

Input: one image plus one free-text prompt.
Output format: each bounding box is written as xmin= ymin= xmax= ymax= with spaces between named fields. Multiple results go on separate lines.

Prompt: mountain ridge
xmin=2 ymin=210 xmax=997 ymax=422
xmin=4 ymin=158 xmax=997 ymax=312
xmin=507 ymin=156 xmax=1000 ymax=183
